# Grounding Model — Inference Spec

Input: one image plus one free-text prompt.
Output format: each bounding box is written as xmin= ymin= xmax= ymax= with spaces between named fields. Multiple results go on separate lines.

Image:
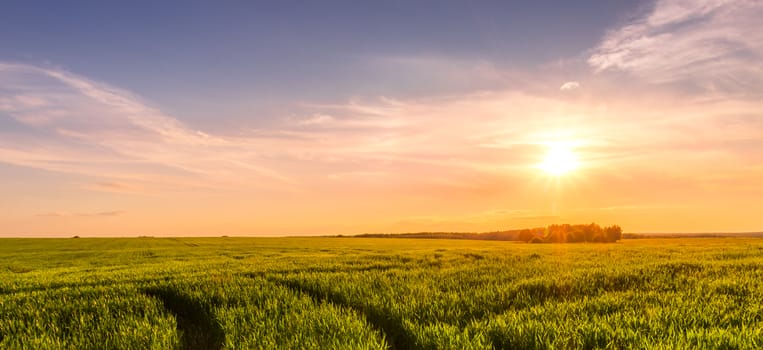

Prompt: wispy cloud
xmin=35 ymin=212 xmax=68 ymax=217
xmin=0 ymin=63 xmax=292 ymax=193
xmin=2 ymin=48 xmax=763 ymax=234
xmin=3 ymin=60 xmax=759 ymax=201
xmin=0 ymin=62 xmax=592 ymax=201
xmin=36 ymin=211 xmax=125 ymax=217
xmin=85 ymin=211 xmax=125 ymax=217
xmin=588 ymin=0 xmax=763 ymax=95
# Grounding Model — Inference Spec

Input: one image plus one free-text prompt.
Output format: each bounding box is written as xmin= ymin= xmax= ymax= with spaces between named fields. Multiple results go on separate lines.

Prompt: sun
xmin=538 ymin=141 xmax=579 ymax=176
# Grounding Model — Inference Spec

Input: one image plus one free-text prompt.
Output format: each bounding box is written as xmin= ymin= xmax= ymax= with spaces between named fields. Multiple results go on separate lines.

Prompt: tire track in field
xmin=143 ymin=287 xmax=224 ymax=350
xmin=276 ymin=279 xmax=413 ymax=350
xmin=244 ymin=263 xmax=397 ymax=279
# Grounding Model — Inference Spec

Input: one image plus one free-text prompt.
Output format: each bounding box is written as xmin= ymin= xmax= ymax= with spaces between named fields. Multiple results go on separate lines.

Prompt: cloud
xmin=35 ymin=212 xmax=67 ymax=217
xmin=87 ymin=211 xmax=124 ymax=217
xmin=0 ymin=60 xmax=631 ymax=201
xmin=0 ymin=63 xmax=292 ymax=192
xmin=298 ymin=114 xmax=335 ymax=126
xmin=36 ymin=211 xmax=125 ymax=217
xmin=560 ymin=81 xmax=580 ymax=91
xmin=588 ymin=0 xmax=763 ymax=95
xmin=80 ymin=182 xmax=142 ymax=194
xmin=2 ymin=57 xmax=762 ymax=219
xmin=0 ymin=62 xmax=523 ymax=198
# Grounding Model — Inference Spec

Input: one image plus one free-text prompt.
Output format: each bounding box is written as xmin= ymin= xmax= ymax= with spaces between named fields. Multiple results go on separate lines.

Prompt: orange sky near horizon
xmin=1 ymin=1 xmax=763 ymax=237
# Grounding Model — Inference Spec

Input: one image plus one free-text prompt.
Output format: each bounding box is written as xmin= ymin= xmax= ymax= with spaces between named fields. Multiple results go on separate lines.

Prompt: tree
xmin=518 ymin=229 xmax=535 ymax=242
xmin=604 ymin=225 xmax=623 ymax=242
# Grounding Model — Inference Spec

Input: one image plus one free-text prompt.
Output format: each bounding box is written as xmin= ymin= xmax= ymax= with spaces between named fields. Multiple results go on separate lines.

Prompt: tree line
xmin=353 ymin=223 xmax=623 ymax=243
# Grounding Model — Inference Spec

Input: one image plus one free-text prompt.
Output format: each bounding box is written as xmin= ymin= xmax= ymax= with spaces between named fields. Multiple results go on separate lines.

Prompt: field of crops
xmin=1 ymin=237 xmax=762 ymax=349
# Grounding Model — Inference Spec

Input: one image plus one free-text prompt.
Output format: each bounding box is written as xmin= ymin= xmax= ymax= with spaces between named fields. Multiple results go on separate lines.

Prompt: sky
xmin=1 ymin=0 xmax=762 ymax=236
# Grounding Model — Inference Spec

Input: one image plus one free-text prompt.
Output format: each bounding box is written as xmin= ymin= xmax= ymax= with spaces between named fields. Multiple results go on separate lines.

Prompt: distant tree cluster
xmin=353 ymin=223 xmax=623 ymax=243
xmin=518 ymin=223 xmax=622 ymax=243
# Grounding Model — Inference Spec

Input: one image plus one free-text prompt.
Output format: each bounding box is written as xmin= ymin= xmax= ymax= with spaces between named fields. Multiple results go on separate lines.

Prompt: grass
xmin=1 ymin=237 xmax=762 ymax=349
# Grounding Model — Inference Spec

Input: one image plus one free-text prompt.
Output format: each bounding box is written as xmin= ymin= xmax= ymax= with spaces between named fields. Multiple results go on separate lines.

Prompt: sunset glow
xmin=1 ymin=1 xmax=762 ymax=236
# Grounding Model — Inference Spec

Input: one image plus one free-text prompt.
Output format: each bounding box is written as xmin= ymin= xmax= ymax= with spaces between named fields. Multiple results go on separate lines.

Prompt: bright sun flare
xmin=538 ymin=142 xmax=579 ymax=176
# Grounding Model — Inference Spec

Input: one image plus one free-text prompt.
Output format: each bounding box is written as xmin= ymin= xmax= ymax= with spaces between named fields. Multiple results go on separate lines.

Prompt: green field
xmin=1 ymin=237 xmax=762 ymax=349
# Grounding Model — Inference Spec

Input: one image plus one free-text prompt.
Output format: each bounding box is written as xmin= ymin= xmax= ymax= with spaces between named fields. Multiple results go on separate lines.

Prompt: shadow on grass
xmin=143 ymin=287 xmax=224 ymax=350
xmin=277 ymin=280 xmax=413 ymax=350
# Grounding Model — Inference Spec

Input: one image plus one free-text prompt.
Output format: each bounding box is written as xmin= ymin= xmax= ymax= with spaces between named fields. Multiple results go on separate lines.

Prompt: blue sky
xmin=1 ymin=1 xmax=641 ymax=126
xmin=1 ymin=0 xmax=762 ymax=236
